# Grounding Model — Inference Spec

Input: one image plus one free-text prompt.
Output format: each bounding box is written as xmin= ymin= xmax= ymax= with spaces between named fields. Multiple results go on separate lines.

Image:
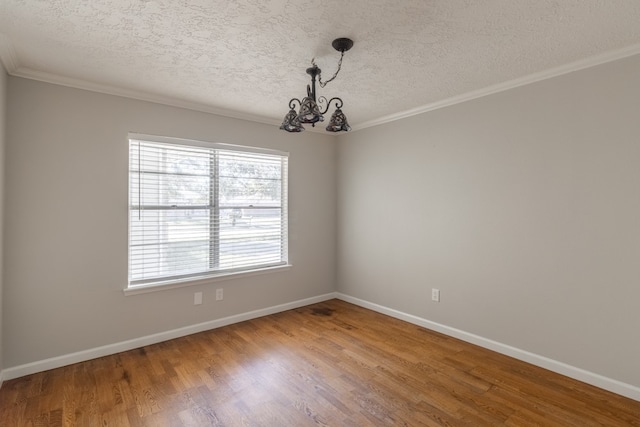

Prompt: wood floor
xmin=0 ymin=299 xmax=638 ymax=426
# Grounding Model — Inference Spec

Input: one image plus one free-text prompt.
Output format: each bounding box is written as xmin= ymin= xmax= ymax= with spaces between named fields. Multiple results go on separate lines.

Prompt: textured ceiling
xmin=1 ymin=0 xmax=640 ymax=131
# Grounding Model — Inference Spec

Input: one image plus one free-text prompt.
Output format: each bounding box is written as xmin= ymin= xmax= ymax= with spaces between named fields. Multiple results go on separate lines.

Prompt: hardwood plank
xmin=0 ymin=299 xmax=638 ymax=426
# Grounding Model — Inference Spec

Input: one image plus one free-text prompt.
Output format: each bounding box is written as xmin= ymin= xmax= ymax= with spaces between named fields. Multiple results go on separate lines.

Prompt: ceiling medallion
xmin=280 ymin=38 xmax=354 ymax=133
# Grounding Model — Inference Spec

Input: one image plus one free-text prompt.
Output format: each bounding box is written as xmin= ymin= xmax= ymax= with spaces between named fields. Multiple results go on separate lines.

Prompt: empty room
xmin=0 ymin=1 xmax=639 ymax=425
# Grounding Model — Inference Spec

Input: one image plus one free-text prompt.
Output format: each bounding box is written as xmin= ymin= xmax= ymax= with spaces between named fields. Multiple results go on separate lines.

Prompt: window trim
xmin=123 ymin=264 xmax=292 ymax=296
xmin=126 ymin=133 xmax=290 ymax=294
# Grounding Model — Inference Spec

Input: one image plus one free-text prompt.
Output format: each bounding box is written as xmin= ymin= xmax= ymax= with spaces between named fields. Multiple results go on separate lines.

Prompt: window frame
xmin=126 ymin=133 xmax=290 ymax=294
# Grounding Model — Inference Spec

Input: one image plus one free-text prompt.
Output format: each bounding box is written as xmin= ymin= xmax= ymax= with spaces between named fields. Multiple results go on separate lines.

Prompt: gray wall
xmin=0 ymin=63 xmax=6 ymax=380
xmin=4 ymin=53 xmax=640 ymax=392
xmin=4 ymin=77 xmax=337 ymax=367
xmin=337 ymin=54 xmax=640 ymax=388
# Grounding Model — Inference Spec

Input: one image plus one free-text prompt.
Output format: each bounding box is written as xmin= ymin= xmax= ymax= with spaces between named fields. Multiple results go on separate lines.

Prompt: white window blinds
xmin=128 ymin=136 xmax=288 ymax=287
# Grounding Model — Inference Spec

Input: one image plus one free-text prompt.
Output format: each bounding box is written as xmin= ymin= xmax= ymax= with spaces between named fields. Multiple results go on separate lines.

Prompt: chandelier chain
xmin=312 ymin=50 xmax=345 ymax=88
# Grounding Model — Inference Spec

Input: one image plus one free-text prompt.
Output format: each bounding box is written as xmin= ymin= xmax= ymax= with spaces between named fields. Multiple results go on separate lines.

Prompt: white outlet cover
xmin=194 ymin=292 xmax=203 ymax=305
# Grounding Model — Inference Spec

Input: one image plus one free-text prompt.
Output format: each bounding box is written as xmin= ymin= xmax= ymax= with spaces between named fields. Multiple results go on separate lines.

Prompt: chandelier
xmin=280 ymin=38 xmax=354 ymax=133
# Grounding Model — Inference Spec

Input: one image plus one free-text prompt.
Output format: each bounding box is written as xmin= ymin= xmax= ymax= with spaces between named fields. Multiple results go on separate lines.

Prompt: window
xmin=128 ymin=134 xmax=288 ymax=288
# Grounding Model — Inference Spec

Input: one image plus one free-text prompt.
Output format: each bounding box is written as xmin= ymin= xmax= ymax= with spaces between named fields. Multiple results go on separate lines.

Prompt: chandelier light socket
xmin=297 ymin=97 xmax=324 ymax=124
xmin=280 ymin=108 xmax=304 ymax=132
xmin=326 ymin=108 xmax=351 ymax=132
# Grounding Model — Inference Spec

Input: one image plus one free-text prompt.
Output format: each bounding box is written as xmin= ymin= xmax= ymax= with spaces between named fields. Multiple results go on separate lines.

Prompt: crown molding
xmin=10 ymin=65 xmax=339 ymax=135
xmin=11 ymin=66 xmax=285 ymax=127
xmin=352 ymin=43 xmax=640 ymax=132
xmin=3 ymin=32 xmax=640 ymax=134
xmin=1 ymin=33 xmax=279 ymax=125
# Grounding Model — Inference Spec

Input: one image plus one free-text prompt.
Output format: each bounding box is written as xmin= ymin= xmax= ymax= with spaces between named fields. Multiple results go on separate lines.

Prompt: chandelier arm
xmin=313 ymin=50 xmax=345 ymax=89
xmin=317 ymin=96 xmax=344 ymax=115
xmin=316 ymin=96 xmax=329 ymax=115
xmin=288 ymin=98 xmax=302 ymax=110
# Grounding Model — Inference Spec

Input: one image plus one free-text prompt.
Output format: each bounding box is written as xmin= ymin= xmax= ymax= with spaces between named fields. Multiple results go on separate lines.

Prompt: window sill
xmin=123 ymin=264 xmax=292 ymax=296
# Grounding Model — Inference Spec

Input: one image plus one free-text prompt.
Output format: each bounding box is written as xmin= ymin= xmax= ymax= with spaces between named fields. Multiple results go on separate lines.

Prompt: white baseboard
xmin=4 ymin=291 xmax=639 ymax=402
xmin=2 ymin=292 xmax=338 ymax=382
xmin=336 ymin=293 xmax=640 ymax=402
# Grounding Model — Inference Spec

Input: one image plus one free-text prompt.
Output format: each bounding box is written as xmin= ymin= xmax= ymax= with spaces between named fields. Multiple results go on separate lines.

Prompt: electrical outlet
xmin=194 ymin=292 xmax=203 ymax=305
xmin=216 ymin=288 xmax=223 ymax=301
xmin=431 ymin=288 xmax=440 ymax=302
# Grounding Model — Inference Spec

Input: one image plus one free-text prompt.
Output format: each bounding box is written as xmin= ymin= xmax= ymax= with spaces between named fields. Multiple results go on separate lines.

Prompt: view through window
xmin=128 ymin=136 xmax=288 ymax=287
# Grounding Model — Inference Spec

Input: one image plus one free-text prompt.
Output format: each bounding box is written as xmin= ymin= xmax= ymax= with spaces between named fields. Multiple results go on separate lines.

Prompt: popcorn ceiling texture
xmin=1 ymin=0 xmax=640 ymax=127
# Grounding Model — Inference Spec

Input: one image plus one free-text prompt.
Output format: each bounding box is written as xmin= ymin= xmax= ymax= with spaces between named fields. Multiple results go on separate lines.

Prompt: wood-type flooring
xmin=0 ymin=299 xmax=638 ymax=426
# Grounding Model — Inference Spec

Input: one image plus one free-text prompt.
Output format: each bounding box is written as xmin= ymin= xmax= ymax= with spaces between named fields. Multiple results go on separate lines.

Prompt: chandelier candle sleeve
xmin=280 ymin=38 xmax=353 ymax=133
